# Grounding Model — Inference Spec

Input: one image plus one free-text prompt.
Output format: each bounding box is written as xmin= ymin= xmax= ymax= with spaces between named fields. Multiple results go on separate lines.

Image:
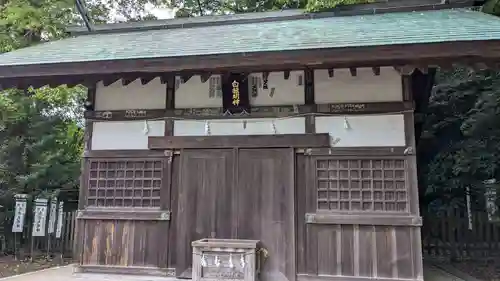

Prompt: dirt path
xmin=0 ymin=256 xmax=70 ymax=279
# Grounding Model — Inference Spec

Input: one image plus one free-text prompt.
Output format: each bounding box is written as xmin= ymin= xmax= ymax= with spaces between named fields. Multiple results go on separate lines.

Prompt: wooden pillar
xmin=304 ymin=69 xmax=315 ymax=133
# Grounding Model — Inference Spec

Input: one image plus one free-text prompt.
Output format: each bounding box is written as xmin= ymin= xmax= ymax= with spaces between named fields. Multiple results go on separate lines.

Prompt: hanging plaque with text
xmin=12 ymin=194 xmax=28 ymax=233
xmin=222 ymin=73 xmax=250 ymax=115
xmin=32 ymin=198 xmax=48 ymax=237
xmin=55 ymin=201 xmax=64 ymax=238
xmin=47 ymin=197 xmax=58 ymax=234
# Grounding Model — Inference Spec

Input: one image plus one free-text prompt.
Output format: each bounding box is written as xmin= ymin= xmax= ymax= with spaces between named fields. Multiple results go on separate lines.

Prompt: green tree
xmin=0 ymin=0 xmax=87 ymax=204
xmin=418 ymin=67 xmax=500 ymax=212
xmin=170 ymin=0 xmax=372 ymax=17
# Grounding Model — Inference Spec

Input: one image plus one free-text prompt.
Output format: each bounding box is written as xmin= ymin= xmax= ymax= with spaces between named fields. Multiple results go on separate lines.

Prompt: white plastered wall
xmin=174 ymin=72 xmax=305 ymax=108
xmin=95 ymin=78 xmax=166 ymax=111
xmin=315 ymin=114 xmax=406 ymax=147
xmin=91 ymin=69 xmax=405 ymax=149
xmin=314 ymin=67 xmax=403 ymax=103
xmin=174 ymin=117 xmax=306 ymax=136
xmin=91 ymin=121 xmax=165 ymax=150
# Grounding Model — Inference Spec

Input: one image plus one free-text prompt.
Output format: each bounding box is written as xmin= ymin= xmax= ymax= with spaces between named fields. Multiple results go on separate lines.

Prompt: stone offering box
xmin=192 ymin=239 xmax=260 ymax=281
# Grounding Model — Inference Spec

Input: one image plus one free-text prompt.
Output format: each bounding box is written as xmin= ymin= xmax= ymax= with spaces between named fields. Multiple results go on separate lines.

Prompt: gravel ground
xmin=0 ymin=256 xmax=70 ymax=278
xmin=450 ymin=259 xmax=500 ymax=281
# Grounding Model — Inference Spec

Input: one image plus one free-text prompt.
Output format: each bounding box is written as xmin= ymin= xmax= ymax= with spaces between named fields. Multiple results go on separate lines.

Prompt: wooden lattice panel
xmin=86 ymin=158 xmax=163 ymax=207
xmin=316 ymin=158 xmax=408 ymax=212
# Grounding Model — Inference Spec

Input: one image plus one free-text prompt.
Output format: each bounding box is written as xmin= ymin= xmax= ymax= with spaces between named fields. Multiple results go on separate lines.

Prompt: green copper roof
xmin=1 ymin=8 xmax=500 ymax=66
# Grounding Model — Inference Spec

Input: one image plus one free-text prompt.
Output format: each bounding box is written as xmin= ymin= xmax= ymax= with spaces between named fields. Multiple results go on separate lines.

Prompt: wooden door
xmin=236 ymin=148 xmax=295 ymax=281
xmin=175 ymin=149 xmax=236 ymax=278
xmin=175 ymin=148 xmax=295 ymax=281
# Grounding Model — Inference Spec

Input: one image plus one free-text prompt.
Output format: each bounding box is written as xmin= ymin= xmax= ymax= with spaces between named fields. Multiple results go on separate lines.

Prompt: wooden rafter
xmin=1 ymin=60 xmax=500 ymax=91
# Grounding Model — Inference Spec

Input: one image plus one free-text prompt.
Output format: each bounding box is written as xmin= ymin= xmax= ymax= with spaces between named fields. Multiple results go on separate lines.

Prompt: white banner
xmin=47 ymin=198 xmax=58 ymax=234
xmin=32 ymin=198 xmax=48 ymax=237
xmin=55 ymin=202 xmax=64 ymax=239
xmin=12 ymin=194 xmax=28 ymax=233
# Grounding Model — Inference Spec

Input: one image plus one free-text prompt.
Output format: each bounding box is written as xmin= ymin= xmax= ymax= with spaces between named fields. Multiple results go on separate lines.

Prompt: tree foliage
xmin=418 ymin=68 xmax=500 ymax=212
xmin=170 ymin=0 xmax=372 ymax=17
xmin=0 ymin=0 xmax=87 ymax=205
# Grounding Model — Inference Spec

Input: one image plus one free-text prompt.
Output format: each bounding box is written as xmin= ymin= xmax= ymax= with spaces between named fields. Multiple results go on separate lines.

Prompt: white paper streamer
xmin=343 ymin=116 xmax=351 ymax=130
xmin=240 ymin=254 xmax=246 ymax=269
xmin=143 ymin=120 xmax=150 ymax=135
xmin=271 ymin=120 xmax=277 ymax=134
xmin=12 ymin=195 xmax=27 ymax=233
xmin=47 ymin=198 xmax=58 ymax=234
xmin=229 ymin=254 xmax=234 ymax=268
xmin=204 ymin=121 xmax=211 ymax=135
xmin=201 ymin=254 xmax=207 ymax=267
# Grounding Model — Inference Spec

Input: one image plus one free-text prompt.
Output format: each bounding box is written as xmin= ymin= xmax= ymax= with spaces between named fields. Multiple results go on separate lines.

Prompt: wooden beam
xmin=304 ymin=69 xmax=314 ymax=105
xmin=165 ymin=76 xmax=175 ymax=109
xmin=304 ymin=213 xmax=422 ymax=226
xmin=394 ymin=65 xmax=417 ymax=75
xmin=75 ymin=265 xmax=175 ymax=277
xmin=300 ymin=147 xmax=407 ymax=156
xmin=200 ymin=73 xmax=211 ymax=83
xmin=180 ymin=74 xmax=193 ymax=83
xmin=148 ymin=134 xmax=332 ymax=149
xmin=84 ymin=101 xmax=412 ymax=121
xmin=140 ymin=76 xmax=156 ymax=85
xmin=83 ymin=149 xmax=166 ymax=158
xmin=284 ymin=70 xmax=290 ymax=80
xmin=327 ymin=68 xmax=334 ymax=77
xmin=77 ymin=208 xmax=170 ymax=221
xmin=122 ymin=77 xmax=137 ymax=86
xmin=101 ymin=75 xmax=122 ymax=86
xmin=349 ymin=67 xmax=357 ymax=76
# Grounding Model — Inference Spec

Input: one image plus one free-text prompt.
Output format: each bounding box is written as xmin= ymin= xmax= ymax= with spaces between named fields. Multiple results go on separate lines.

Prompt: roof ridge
xmin=66 ymin=0 xmax=474 ymax=36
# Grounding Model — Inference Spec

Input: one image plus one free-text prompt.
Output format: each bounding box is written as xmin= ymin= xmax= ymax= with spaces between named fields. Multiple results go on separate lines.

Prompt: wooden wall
xmin=300 ymin=225 xmax=420 ymax=279
xmin=77 ymin=67 xmax=424 ymax=280
xmin=76 ymin=153 xmax=175 ymax=276
xmin=80 ymin=220 xmax=169 ymax=269
xmin=294 ymin=127 xmax=422 ymax=281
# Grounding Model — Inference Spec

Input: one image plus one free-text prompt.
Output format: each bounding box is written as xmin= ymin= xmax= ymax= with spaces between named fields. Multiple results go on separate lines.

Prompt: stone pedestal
xmin=192 ymin=239 xmax=259 ymax=281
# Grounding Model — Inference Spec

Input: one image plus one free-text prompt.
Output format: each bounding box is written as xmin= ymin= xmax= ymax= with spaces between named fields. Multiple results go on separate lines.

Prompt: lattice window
xmin=316 ymin=158 xmax=408 ymax=212
xmin=86 ymin=158 xmax=163 ymax=208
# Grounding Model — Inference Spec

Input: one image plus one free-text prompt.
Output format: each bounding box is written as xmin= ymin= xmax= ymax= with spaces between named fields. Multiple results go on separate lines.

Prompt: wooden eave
xmin=0 ymin=40 xmax=499 ymax=89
